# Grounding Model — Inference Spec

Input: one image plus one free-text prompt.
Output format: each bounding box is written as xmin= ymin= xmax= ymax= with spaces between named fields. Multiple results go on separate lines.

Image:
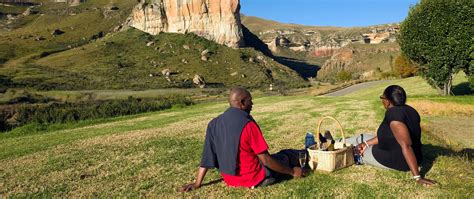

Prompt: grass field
xmin=0 ymin=76 xmax=472 ymax=197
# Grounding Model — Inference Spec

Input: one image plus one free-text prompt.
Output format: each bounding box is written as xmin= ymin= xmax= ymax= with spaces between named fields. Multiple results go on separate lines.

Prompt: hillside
xmin=0 ymin=0 xmax=307 ymax=91
xmin=241 ymin=15 xmax=401 ymax=80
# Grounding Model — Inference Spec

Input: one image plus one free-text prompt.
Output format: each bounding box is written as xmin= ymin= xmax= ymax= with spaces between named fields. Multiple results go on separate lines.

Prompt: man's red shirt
xmin=221 ymin=121 xmax=268 ymax=187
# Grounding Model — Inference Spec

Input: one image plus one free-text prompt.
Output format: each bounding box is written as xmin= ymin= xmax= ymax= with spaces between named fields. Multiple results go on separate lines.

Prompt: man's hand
xmin=292 ymin=167 xmax=309 ymax=178
xmin=416 ymin=178 xmax=436 ymax=186
xmin=179 ymin=183 xmax=199 ymax=192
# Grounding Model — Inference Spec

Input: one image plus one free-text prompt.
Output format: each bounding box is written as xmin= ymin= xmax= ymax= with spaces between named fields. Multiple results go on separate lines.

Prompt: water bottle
xmin=305 ymin=132 xmax=316 ymax=149
xmin=354 ymin=134 xmax=364 ymax=165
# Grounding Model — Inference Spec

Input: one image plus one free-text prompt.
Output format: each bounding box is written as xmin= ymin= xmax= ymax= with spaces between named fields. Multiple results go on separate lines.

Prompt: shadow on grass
xmin=202 ymin=178 xmax=223 ymax=187
xmin=420 ymin=144 xmax=473 ymax=175
xmin=452 ymin=82 xmax=473 ymax=95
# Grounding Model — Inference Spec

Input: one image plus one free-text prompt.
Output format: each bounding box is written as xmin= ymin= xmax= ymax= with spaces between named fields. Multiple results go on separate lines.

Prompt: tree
xmin=398 ymin=0 xmax=474 ymax=95
xmin=394 ymin=54 xmax=418 ymax=78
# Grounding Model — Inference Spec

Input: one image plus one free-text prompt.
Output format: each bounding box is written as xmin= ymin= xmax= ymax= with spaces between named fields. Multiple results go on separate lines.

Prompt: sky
xmin=240 ymin=0 xmax=420 ymax=27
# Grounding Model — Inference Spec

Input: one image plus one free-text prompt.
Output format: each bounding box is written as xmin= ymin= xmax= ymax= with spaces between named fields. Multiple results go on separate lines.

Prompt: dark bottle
xmin=354 ymin=134 xmax=364 ymax=165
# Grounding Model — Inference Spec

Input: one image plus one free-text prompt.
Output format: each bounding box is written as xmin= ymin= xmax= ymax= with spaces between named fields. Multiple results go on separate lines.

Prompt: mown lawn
xmin=0 ymin=76 xmax=473 ymax=197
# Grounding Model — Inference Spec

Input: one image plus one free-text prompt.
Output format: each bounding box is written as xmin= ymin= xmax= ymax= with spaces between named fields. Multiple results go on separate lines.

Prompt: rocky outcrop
xmin=311 ymin=46 xmax=340 ymax=57
xmin=129 ymin=0 xmax=244 ymax=48
xmin=317 ymin=48 xmax=355 ymax=80
xmin=316 ymin=45 xmax=400 ymax=80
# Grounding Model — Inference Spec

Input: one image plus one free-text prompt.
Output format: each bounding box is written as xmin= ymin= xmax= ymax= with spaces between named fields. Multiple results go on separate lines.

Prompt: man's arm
xmin=257 ymin=151 xmax=304 ymax=178
xmin=180 ymin=167 xmax=208 ymax=192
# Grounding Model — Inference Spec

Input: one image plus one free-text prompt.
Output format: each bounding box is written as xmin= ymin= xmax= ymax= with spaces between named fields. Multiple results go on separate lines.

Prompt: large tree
xmin=399 ymin=0 xmax=473 ymax=95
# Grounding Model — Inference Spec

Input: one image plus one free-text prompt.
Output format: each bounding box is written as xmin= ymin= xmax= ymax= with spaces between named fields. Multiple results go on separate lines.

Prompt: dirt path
xmin=324 ymin=80 xmax=391 ymax=96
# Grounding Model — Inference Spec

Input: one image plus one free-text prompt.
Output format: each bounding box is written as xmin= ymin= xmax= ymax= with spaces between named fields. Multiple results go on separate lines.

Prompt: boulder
xmin=201 ymin=49 xmax=210 ymax=56
xmin=161 ymin=69 xmax=171 ymax=76
xmin=146 ymin=41 xmax=154 ymax=47
xmin=113 ymin=25 xmax=123 ymax=32
xmin=193 ymin=74 xmax=206 ymax=88
xmin=35 ymin=36 xmax=46 ymax=41
xmin=22 ymin=8 xmax=32 ymax=16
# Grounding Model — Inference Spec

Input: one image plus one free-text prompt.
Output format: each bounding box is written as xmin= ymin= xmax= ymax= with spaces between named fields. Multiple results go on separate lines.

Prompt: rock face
xmin=316 ymin=45 xmax=400 ymax=80
xmin=129 ymin=0 xmax=244 ymax=48
xmin=242 ymin=16 xmax=400 ymax=58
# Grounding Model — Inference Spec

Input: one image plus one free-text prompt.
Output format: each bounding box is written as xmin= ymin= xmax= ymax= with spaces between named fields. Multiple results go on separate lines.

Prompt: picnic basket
xmin=307 ymin=116 xmax=354 ymax=172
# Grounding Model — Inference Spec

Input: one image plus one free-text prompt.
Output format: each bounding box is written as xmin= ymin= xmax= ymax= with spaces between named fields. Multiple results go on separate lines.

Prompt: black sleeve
xmin=200 ymin=122 xmax=218 ymax=169
xmin=385 ymin=107 xmax=405 ymax=123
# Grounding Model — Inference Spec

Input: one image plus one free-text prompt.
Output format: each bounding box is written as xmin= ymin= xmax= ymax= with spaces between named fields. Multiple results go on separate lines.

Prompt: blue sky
xmin=240 ymin=0 xmax=420 ymax=27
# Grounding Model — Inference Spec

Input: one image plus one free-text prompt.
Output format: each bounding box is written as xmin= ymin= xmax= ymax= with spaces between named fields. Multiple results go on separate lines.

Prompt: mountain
xmin=241 ymin=15 xmax=401 ymax=80
xmin=0 ymin=0 xmax=307 ymax=91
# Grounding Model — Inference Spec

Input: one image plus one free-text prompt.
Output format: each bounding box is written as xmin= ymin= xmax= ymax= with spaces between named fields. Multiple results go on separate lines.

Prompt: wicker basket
xmin=307 ymin=116 xmax=354 ymax=172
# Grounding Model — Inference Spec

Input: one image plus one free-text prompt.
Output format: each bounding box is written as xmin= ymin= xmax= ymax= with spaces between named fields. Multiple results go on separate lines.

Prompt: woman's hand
xmin=416 ymin=178 xmax=436 ymax=186
xmin=356 ymin=143 xmax=368 ymax=156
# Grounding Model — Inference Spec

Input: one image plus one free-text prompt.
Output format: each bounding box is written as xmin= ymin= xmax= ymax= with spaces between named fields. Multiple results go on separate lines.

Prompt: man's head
xmin=228 ymin=87 xmax=253 ymax=113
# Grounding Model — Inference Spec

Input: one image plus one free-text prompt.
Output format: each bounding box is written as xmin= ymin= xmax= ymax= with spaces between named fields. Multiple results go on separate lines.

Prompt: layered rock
xmin=129 ymin=0 xmax=244 ymax=48
xmin=317 ymin=48 xmax=356 ymax=80
xmin=316 ymin=45 xmax=400 ymax=80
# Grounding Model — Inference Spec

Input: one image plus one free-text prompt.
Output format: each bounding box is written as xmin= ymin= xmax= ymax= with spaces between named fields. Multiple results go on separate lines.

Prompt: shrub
xmin=381 ymin=71 xmax=397 ymax=79
xmin=4 ymin=96 xmax=193 ymax=132
xmin=336 ymin=70 xmax=352 ymax=82
xmin=394 ymin=54 xmax=418 ymax=78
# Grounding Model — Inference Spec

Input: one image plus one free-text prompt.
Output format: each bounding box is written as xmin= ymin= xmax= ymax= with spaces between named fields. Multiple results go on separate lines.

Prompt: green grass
xmin=0 ymin=78 xmax=472 ymax=197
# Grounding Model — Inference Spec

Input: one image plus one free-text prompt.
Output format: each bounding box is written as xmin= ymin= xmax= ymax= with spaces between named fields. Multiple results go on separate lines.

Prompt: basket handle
xmin=316 ymin=116 xmax=346 ymax=144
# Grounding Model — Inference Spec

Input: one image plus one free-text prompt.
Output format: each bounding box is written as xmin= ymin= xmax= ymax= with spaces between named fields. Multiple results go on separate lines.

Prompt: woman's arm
xmin=390 ymin=121 xmax=436 ymax=186
xmin=357 ymin=136 xmax=378 ymax=155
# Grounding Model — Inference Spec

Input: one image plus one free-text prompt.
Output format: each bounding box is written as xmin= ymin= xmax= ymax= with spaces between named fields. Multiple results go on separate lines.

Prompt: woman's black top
xmin=372 ymin=105 xmax=423 ymax=171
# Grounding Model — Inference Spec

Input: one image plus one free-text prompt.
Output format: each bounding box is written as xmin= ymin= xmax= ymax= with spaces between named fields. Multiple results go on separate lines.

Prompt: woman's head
xmin=381 ymin=85 xmax=406 ymax=108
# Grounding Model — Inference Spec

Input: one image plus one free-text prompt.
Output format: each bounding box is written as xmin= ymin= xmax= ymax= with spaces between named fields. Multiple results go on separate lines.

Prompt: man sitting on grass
xmin=180 ymin=87 xmax=307 ymax=191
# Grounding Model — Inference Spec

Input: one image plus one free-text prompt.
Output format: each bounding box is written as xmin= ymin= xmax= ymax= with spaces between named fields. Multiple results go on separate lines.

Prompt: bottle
xmin=354 ymin=134 xmax=364 ymax=165
xmin=305 ymin=132 xmax=316 ymax=149
xmin=324 ymin=130 xmax=335 ymax=151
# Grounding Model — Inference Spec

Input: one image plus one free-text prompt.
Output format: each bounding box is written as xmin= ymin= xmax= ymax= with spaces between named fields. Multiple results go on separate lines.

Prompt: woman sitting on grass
xmin=346 ymin=85 xmax=436 ymax=186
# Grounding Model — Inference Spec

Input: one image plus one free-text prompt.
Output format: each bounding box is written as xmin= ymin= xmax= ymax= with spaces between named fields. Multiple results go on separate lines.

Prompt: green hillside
xmin=0 ymin=1 xmax=307 ymax=91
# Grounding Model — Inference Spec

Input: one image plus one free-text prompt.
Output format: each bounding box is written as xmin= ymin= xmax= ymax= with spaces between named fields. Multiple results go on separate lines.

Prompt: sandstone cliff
xmin=241 ymin=16 xmax=399 ymax=58
xmin=316 ymin=44 xmax=400 ymax=80
xmin=128 ymin=0 xmax=244 ymax=48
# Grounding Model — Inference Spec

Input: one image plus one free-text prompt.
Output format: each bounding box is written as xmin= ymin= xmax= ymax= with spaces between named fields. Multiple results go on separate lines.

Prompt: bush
xmin=394 ymin=54 xmax=418 ymax=78
xmin=381 ymin=71 xmax=398 ymax=79
xmin=7 ymin=92 xmax=54 ymax=104
xmin=336 ymin=70 xmax=352 ymax=82
xmin=4 ymin=96 xmax=193 ymax=132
